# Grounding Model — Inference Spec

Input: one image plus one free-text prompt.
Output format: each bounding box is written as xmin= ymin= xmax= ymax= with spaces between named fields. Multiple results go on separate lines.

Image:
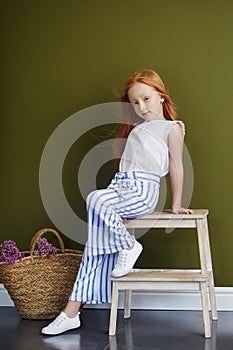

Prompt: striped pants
xmin=69 ymin=171 xmax=160 ymax=304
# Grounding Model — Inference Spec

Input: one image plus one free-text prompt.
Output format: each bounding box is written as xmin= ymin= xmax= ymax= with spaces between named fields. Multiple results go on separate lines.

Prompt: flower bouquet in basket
xmin=0 ymin=228 xmax=83 ymax=319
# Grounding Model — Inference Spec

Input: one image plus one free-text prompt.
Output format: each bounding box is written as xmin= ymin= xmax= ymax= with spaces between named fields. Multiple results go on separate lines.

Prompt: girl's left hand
xmin=172 ymin=207 xmax=195 ymax=214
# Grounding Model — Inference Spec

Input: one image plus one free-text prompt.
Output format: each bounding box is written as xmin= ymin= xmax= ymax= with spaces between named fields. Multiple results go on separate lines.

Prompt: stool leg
xmin=200 ymin=281 xmax=211 ymax=338
xmin=208 ymin=273 xmax=218 ymax=321
xmin=124 ymin=290 xmax=132 ymax=319
xmin=203 ymin=217 xmax=218 ymax=321
xmin=109 ymin=282 xmax=119 ymax=336
xmin=197 ymin=219 xmax=211 ymax=338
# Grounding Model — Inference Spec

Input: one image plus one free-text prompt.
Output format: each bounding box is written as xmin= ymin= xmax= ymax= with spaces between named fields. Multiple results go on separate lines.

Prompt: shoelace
xmin=115 ymin=251 xmax=128 ymax=268
xmin=50 ymin=313 xmax=67 ymax=328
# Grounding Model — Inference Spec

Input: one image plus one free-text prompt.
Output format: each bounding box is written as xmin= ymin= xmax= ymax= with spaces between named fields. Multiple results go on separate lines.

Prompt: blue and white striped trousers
xmin=69 ymin=171 xmax=160 ymax=304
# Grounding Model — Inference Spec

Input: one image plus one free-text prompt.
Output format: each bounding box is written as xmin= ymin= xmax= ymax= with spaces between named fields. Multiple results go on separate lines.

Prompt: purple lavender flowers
xmin=0 ymin=237 xmax=59 ymax=264
xmin=33 ymin=238 xmax=58 ymax=257
xmin=0 ymin=240 xmax=24 ymax=265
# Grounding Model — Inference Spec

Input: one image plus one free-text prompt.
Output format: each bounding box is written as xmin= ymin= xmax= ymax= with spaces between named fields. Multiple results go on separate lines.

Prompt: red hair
xmin=116 ymin=69 xmax=178 ymax=157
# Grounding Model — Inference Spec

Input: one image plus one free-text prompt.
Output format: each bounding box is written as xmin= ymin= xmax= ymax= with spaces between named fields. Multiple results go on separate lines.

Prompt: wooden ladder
xmin=109 ymin=209 xmax=218 ymax=338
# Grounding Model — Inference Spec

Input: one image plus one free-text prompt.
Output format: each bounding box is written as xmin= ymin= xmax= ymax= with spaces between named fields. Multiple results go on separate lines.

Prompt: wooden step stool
xmin=109 ymin=209 xmax=218 ymax=338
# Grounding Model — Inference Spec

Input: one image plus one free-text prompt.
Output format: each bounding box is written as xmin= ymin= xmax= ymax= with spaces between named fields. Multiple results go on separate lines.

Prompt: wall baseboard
xmin=1 ymin=284 xmax=233 ymax=311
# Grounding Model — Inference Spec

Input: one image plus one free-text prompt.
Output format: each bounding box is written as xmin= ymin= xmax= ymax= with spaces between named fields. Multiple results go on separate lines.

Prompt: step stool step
xmin=111 ymin=269 xmax=208 ymax=282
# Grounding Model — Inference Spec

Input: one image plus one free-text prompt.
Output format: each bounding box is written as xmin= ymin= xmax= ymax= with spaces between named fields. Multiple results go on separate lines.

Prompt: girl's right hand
xmin=172 ymin=206 xmax=195 ymax=215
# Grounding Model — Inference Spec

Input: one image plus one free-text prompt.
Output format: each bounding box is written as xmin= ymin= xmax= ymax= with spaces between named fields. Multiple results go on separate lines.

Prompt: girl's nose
xmin=139 ymin=101 xmax=146 ymax=112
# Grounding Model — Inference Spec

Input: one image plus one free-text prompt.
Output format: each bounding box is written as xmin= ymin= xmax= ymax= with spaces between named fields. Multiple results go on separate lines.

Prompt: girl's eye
xmin=144 ymin=97 xmax=150 ymax=101
xmin=133 ymin=101 xmax=139 ymax=105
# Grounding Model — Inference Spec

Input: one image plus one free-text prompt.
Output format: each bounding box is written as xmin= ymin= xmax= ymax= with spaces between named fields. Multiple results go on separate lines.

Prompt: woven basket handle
xmin=30 ymin=228 xmax=65 ymax=258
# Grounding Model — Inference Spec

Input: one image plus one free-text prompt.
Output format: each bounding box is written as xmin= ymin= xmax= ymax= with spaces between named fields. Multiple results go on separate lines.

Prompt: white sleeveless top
xmin=119 ymin=120 xmax=185 ymax=177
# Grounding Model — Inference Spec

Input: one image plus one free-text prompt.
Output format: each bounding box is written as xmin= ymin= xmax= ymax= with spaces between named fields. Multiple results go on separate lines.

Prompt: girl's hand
xmin=172 ymin=206 xmax=195 ymax=215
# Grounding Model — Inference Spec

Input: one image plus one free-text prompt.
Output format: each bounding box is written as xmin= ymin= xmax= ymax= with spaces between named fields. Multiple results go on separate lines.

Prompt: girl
xmin=42 ymin=69 xmax=194 ymax=335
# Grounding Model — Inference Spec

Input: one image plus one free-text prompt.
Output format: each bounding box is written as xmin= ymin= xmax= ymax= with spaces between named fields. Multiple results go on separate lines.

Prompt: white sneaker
xmin=41 ymin=311 xmax=81 ymax=335
xmin=111 ymin=241 xmax=143 ymax=278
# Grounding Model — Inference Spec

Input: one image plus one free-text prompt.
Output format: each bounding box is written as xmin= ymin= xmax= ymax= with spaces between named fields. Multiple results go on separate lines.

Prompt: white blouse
xmin=119 ymin=120 xmax=185 ymax=177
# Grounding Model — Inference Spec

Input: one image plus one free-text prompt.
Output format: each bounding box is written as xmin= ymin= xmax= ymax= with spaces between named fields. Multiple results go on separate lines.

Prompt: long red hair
xmin=115 ymin=70 xmax=178 ymax=158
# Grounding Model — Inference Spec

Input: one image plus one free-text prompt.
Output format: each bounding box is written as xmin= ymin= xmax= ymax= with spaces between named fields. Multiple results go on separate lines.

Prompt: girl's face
xmin=127 ymin=83 xmax=165 ymax=121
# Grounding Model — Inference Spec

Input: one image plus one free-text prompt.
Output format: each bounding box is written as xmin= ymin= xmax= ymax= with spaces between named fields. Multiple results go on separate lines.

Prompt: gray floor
xmin=0 ymin=307 xmax=233 ymax=350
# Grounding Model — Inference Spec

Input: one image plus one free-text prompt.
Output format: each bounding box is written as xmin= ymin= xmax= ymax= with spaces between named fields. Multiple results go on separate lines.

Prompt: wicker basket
xmin=0 ymin=228 xmax=83 ymax=319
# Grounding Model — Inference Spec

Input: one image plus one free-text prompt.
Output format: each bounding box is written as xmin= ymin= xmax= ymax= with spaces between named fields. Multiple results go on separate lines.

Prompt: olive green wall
xmin=1 ymin=1 xmax=233 ymax=286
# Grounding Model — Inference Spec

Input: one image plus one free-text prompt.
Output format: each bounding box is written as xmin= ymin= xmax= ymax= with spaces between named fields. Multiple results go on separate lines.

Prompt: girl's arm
xmin=168 ymin=124 xmax=194 ymax=214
